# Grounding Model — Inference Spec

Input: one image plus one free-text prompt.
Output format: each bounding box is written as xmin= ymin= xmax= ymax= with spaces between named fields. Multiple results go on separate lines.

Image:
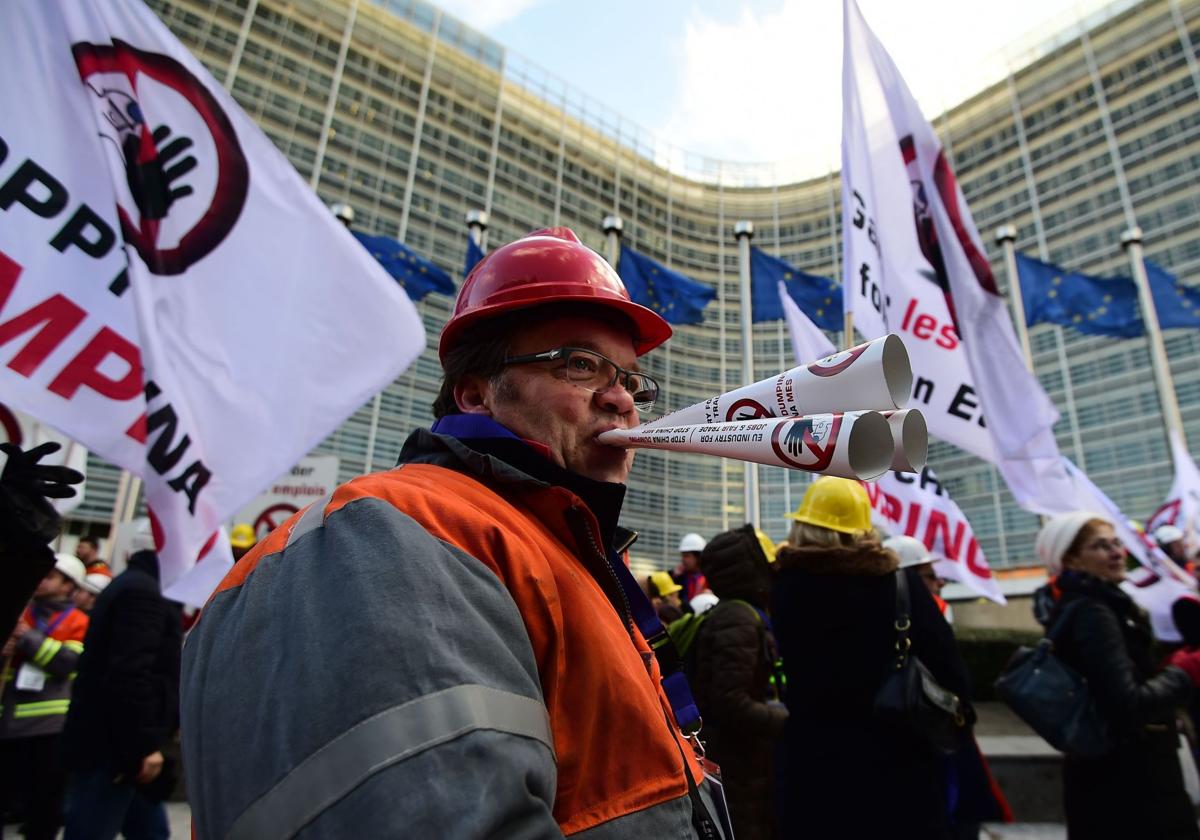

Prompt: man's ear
xmin=454 ymin=374 xmax=493 ymax=415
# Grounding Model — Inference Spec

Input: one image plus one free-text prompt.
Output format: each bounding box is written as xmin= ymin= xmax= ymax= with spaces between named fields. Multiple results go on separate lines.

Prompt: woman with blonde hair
xmin=771 ymin=477 xmax=970 ymax=839
xmin=1034 ymin=512 xmax=1200 ymax=839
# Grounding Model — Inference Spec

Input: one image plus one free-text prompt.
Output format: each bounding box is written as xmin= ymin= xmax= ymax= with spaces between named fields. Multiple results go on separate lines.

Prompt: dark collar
xmin=412 ymin=415 xmax=630 ymax=554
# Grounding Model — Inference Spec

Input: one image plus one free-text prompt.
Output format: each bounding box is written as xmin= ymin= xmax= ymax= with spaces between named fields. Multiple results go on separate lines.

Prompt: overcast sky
xmin=433 ymin=0 xmax=1121 ymax=177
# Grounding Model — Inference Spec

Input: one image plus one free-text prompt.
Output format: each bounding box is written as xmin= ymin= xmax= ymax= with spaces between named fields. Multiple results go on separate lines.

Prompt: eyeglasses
xmin=502 ymin=346 xmax=659 ymax=412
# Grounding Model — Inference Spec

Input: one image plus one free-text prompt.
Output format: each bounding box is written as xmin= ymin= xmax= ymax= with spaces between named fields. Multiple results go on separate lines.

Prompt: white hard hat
xmin=679 ymin=533 xmax=707 ymax=553
xmin=1156 ymin=524 xmax=1186 ymax=545
xmin=883 ymin=535 xmax=934 ymax=569
xmin=81 ymin=573 xmax=111 ymax=595
xmin=690 ymin=592 xmax=719 ymax=615
xmin=129 ymin=517 xmax=156 ymax=556
xmin=53 ymin=553 xmax=87 ymax=587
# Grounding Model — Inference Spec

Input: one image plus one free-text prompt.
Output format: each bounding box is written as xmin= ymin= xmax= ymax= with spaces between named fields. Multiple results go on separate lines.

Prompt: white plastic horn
xmin=644 ymin=334 xmax=911 ymax=429
xmin=848 ymin=409 xmax=928 ymax=473
xmin=885 ymin=409 xmax=927 ymax=473
xmin=598 ymin=412 xmax=894 ymax=481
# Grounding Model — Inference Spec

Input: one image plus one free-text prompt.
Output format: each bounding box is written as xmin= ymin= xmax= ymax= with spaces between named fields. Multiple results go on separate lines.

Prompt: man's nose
xmin=595 ymin=379 xmax=636 ymax=414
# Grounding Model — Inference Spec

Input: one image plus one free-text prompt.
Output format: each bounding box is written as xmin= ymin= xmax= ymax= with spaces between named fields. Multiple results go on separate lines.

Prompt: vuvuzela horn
xmin=598 ymin=412 xmax=894 ymax=481
xmin=643 ymin=334 xmax=911 ymax=429
xmin=872 ymin=409 xmax=928 ymax=473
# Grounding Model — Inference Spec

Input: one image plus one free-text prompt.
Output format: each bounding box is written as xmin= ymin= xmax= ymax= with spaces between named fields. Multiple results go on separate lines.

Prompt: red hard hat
xmin=439 ymin=227 xmax=672 ymax=360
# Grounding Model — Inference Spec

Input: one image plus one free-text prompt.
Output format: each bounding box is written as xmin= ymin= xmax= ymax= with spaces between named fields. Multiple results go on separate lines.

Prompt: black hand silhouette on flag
xmin=123 ymin=124 xmax=197 ymax=220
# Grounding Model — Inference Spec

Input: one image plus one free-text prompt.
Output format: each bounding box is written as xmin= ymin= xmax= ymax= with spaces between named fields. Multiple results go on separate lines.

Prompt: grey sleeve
xmin=182 ymin=496 xmax=560 ymax=840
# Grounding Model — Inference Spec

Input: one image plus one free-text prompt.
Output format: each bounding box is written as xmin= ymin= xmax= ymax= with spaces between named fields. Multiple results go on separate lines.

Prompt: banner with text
xmin=1 ymin=2 xmax=424 ymax=589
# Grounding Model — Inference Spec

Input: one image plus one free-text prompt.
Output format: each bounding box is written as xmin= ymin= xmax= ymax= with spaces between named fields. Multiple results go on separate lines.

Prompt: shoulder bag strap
xmin=891 ymin=570 xmax=913 ymax=669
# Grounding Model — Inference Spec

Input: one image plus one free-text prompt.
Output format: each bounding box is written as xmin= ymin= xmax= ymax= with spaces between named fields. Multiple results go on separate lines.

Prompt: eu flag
xmin=1147 ymin=261 xmax=1200 ymax=330
xmin=465 ymin=236 xmax=486 ymax=278
xmin=1016 ymin=253 xmax=1141 ymax=338
xmin=749 ymin=247 xmax=842 ymax=330
xmin=618 ymin=245 xmax=715 ymax=325
xmin=353 ymin=231 xmax=455 ymax=302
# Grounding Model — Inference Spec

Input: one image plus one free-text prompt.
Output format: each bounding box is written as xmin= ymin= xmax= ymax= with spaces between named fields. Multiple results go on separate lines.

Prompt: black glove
xmin=0 ymin=441 xmax=84 ymax=547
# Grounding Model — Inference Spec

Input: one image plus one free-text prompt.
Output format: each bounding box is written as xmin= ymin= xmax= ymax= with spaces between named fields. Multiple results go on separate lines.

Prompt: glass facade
xmin=68 ymin=0 xmax=1200 ymax=574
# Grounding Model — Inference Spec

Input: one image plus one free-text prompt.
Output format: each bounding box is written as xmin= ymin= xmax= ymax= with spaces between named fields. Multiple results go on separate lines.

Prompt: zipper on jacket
xmin=569 ymin=506 xmax=635 ymax=636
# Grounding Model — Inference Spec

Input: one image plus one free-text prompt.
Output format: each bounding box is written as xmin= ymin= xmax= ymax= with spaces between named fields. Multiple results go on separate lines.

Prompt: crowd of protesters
xmin=6 ymin=228 xmax=1200 ymax=839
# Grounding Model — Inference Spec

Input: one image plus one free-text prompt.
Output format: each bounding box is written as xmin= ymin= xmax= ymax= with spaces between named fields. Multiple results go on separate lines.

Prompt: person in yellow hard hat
xmin=770 ymin=477 xmax=973 ymax=838
xmin=646 ymin=571 xmax=684 ymax=623
xmin=228 ymin=524 xmax=256 ymax=562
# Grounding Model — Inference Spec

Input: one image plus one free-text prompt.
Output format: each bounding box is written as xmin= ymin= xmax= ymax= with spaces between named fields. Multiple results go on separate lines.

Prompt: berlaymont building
xmin=66 ymin=0 xmax=1200 ymax=581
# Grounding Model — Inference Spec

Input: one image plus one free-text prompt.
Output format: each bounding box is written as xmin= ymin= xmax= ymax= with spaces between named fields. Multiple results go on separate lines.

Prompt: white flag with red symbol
xmin=0 ymin=2 xmax=424 ymax=595
xmin=840 ymin=0 xmax=1167 ymax=529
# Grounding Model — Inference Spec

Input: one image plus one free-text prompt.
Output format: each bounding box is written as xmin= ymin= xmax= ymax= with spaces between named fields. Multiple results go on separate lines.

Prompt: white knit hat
xmin=1036 ymin=512 xmax=1112 ymax=575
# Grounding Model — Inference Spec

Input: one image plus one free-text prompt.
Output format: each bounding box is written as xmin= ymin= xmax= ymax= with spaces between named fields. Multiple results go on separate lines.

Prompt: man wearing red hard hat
xmin=181 ymin=229 xmax=728 ymax=838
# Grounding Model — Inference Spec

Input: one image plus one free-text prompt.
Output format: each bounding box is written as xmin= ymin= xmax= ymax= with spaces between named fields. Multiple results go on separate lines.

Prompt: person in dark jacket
xmin=772 ymin=477 xmax=971 ymax=840
xmin=60 ymin=549 xmax=182 ymax=840
xmin=691 ymin=524 xmax=788 ymax=840
xmin=1034 ymin=512 xmax=1200 ymax=840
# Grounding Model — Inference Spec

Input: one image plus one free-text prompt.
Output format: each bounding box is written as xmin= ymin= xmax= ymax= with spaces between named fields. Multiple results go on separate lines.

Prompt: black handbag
xmin=993 ymin=599 xmax=1112 ymax=757
xmin=873 ymin=570 xmax=966 ymax=754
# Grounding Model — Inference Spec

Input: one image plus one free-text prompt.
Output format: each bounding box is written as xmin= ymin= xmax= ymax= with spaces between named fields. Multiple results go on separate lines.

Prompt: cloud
xmin=658 ymin=2 xmax=843 ymax=176
xmin=434 ymin=0 xmax=543 ymax=31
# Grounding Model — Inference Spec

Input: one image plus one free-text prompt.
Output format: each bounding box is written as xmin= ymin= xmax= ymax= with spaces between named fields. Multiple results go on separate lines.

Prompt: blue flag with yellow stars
xmin=1016 ymin=253 xmax=1141 ymax=337
xmin=465 ymin=235 xmax=486 ymax=279
xmin=353 ymin=231 xmax=455 ymax=302
xmin=1147 ymin=261 xmax=1200 ymax=330
xmin=618 ymin=245 xmax=715 ymax=325
xmin=749 ymin=247 xmax=842 ymax=329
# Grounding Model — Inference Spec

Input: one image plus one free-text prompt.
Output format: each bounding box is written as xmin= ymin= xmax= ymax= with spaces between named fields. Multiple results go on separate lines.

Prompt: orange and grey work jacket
xmin=1 ymin=601 xmax=88 ymax=739
xmin=182 ymin=423 xmax=723 ymax=839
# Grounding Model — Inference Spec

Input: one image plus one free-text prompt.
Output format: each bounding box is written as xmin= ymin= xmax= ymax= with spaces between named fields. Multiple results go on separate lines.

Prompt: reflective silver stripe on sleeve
xmin=226 ymin=684 xmax=554 ymax=840
xmin=285 ymin=493 xmax=333 ymax=548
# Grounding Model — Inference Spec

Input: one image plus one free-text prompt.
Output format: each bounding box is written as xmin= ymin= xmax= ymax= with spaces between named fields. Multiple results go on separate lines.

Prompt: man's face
xmin=35 ymin=571 xmax=75 ymax=601
xmin=76 ymin=541 xmax=97 ymax=565
xmin=74 ymin=589 xmax=97 ymax=612
xmin=470 ymin=315 xmax=642 ymax=484
xmin=680 ymin=552 xmax=701 ymax=573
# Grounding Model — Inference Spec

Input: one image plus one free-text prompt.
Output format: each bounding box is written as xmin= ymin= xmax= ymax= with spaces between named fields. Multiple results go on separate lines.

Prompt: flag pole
xmin=995 ymin=226 xmax=1035 ymax=372
xmin=107 ymin=469 xmax=132 ymax=544
xmin=334 ymin=202 xmax=382 ymax=476
xmin=1122 ymin=227 xmax=1185 ymax=439
xmin=466 ymin=209 xmax=488 ymax=250
xmin=602 ymin=215 xmax=623 ymax=268
xmin=734 ymin=221 xmax=760 ymax=528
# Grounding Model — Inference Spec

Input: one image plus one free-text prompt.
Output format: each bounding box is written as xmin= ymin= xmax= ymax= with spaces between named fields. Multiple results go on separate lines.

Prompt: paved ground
xmin=0 ymin=707 xmax=1082 ymax=839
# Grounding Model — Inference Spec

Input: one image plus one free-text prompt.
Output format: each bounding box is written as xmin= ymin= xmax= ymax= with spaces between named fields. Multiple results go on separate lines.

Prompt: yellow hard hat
xmin=230 ymin=523 xmax=257 ymax=549
xmin=755 ymin=529 xmax=778 ymax=563
xmin=649 ymin=571 xmax=682 ymax=597
xmin=786 ymin=477 xmax=872 ymax=535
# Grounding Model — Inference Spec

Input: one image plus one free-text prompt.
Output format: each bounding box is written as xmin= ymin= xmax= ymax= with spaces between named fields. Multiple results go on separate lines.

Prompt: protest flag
xmin=0 ymin=1 xmax=425 ymax=598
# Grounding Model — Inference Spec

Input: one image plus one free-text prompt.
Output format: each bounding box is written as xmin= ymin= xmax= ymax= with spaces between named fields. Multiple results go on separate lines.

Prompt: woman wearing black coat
xmin=691 ymin=524 xmax=788 ymax=840
xmin=771 ymin=477 xmax=971 ymax=840
xmin=1034 ymin=512 xmax=1200 ymax=840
